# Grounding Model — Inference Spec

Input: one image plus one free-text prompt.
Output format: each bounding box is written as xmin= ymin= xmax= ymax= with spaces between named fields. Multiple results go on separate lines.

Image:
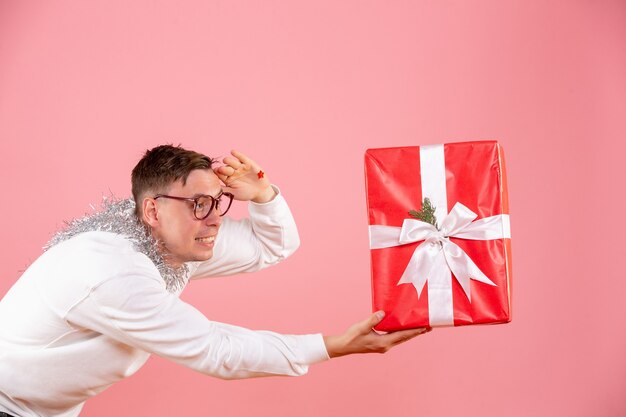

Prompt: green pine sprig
xmin=409 ymin=198 xmax=438 ymax=228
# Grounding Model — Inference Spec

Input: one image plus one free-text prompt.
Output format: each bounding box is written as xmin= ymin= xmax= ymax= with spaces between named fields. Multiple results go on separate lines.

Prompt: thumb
xmin=367 ymin=311 xmax=385 ymax=328
xmin=348 ymin=311 xmax=384 ymax=337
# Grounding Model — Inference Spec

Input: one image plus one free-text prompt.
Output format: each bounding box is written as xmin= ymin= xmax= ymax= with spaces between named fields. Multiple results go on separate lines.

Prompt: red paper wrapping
xmin=365 ymin=141 xmax=512 ymax=331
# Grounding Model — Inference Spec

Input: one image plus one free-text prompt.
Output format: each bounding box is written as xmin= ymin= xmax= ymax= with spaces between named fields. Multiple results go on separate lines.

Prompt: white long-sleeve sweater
xmin=0 ymin=192 xmax=329 ymax=417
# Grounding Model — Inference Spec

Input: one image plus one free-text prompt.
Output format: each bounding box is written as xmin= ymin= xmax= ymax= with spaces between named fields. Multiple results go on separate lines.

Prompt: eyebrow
xmin=191 ymin=191 xmax=223 ymax=199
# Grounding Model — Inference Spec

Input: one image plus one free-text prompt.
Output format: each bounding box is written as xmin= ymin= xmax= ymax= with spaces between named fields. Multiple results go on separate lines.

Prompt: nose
xmin=203 ymin=208 xmax=222 ymax=226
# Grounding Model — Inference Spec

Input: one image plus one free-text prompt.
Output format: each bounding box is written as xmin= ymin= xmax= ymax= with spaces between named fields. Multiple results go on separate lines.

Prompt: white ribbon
xmin=368 ymin=144 xmax=511 ymax=326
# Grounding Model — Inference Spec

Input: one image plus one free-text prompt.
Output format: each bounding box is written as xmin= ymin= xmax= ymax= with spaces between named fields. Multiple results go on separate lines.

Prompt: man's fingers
xmin=213 ymin=168 xmax=229 ymax=184
xmin=359 ymin=312 xmax=431 ymax=345
xmin=217 ymin=166 xmax=237 ymax=177
xmin=223 ymin=156 xmax=245 ymax=170
xmin=230 ymin=149 xmax=254 ymax=165
xmin=387 ymin=327 xmax=431 ymax=345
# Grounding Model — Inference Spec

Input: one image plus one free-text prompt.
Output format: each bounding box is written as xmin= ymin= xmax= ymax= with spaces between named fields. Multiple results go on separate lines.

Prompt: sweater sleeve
xmin=189 ymin=185 xmax=300 ymax=279
xmin=65 ymin=271 xmax=329 ymax=379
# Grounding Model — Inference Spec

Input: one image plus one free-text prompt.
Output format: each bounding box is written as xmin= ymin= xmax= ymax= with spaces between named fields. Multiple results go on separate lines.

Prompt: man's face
xmin=150 ymin=169 xmax=223 ymax=267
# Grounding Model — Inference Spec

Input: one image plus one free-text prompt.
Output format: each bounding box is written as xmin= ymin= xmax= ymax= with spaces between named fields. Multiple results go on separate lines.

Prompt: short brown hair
xmin=131 ymin=144 xmax=215 ymax=214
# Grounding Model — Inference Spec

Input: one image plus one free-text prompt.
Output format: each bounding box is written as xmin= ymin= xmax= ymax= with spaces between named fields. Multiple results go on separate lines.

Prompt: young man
xmin=0 ymin=145 xmax=428 ymax=417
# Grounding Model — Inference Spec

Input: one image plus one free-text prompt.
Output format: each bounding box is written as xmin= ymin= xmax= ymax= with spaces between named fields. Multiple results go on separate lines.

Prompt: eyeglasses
xmin=154 ymin=191 xmax=234 ymax=219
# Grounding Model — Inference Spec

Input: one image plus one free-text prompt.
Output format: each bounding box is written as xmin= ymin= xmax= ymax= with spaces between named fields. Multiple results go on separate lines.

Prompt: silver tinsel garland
xmin=45 ymin=197 xmax=188 ymax=292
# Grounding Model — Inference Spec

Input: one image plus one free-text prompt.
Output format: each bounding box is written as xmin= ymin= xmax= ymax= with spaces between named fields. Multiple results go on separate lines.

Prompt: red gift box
xmin=365 ymin=141 xmax=512 ymax=330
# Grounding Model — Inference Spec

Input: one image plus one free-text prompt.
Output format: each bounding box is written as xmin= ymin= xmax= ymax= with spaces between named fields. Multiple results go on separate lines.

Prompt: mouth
xmin=195 ymin=236 xmax=216 ymax=245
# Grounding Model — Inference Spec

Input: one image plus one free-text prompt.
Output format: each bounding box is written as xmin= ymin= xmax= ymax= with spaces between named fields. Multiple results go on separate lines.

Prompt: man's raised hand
xmin=214 ymin=150 xmax=275 ymax=203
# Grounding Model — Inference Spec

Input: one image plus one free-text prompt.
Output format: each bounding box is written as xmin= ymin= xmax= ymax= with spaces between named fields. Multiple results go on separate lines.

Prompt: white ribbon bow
xmin=369 ymin=202 xmax=510 ymax=325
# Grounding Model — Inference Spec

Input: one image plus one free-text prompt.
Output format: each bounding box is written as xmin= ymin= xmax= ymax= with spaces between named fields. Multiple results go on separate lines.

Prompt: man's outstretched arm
xmin=68 ymin=272 xmax=429 ymax=380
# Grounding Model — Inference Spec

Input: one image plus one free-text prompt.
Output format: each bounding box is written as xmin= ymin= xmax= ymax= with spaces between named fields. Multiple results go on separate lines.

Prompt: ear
xmin=142 ymin=197 xmax=160 ymax=228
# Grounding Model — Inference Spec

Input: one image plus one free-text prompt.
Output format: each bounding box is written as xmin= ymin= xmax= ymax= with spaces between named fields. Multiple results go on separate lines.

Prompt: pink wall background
xmin=1 ymin=1 xmax=625 ymax=416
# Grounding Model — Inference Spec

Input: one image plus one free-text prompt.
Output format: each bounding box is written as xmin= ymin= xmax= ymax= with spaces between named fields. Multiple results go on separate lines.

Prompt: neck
xmin=150 ymin=229 xmax=184 ymax=269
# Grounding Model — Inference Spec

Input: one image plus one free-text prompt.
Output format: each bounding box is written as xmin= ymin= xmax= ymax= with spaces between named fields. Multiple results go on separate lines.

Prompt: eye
xmin=195 ymin=196 xmax=213 ymax=213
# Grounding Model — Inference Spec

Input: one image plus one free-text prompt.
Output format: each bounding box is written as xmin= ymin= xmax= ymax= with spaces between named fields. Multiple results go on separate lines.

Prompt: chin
xmin=193 ymin=250 xmax=214 ymax=262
